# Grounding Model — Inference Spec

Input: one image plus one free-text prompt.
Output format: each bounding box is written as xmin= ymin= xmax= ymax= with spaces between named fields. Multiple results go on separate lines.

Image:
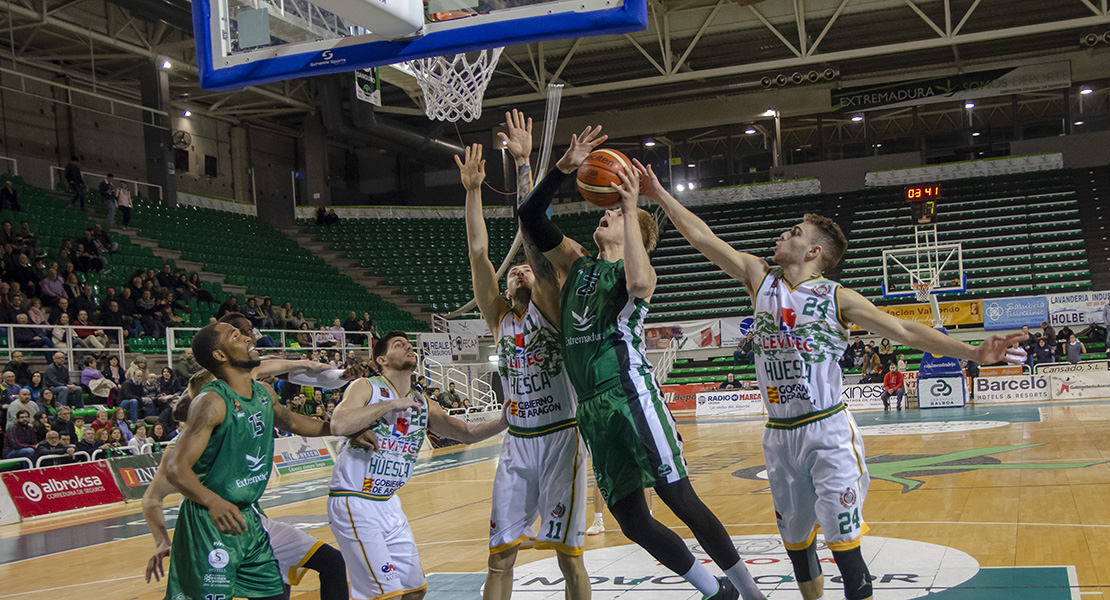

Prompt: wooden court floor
xmin=1 ymin=398 xmax=1109 ymax=600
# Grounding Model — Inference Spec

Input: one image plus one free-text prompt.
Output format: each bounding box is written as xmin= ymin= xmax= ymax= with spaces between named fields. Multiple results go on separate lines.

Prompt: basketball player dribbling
xmin=517 ymin=126 xmax=765 ymax=600
xmin=457 ymin=139 xmax=590 ymax=600
xmin=640 ymin=158 xmax=1028 ymax=600
xmin=327 ymin=332 xmax=510 ymax=600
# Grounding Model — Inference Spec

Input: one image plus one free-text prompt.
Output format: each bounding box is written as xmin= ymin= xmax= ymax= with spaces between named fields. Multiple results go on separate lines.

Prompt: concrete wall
xmin=1011 ymin=131 xmax=1110 ymax=169
xmin=771 ymin=151 xmax=925 ymax=194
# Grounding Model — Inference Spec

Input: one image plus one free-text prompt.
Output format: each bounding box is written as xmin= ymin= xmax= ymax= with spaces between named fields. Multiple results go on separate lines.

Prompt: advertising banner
xmin=918 ymin=376 xmax=967 ymax=408
xmin=978 ymin=365 xmax=1026 ymax=377
xmin=1049 ymin=371 xmax=1110 ymax=400
xmin=447 ymin=317 xmax=491 ymax=337
xmin=833 ymin=61 xmax=1071 ymax=112
xmin=720 ymin=316 xmax=755 ymax=348
xmin=852 ymin=300 xmax=982 ymax=331
xmin=1047 ymin=291 xmax=1110 ymax=327
xmin=419 ymin=333 xmax=454 ymax=365
xmin=644 ymin=319 xmax=721 ymax=351
xmin=2 ymin=462 xmax=123 ymax=518
xmin=661 ymin=383 xmax=719 ymax=411
xmin=448 ymin=332 xmax=479 ymax=359
xmin=1036 ymin=361 xmax=1108 ymax=374
xmin=108 ymin=453 xmax=160 ymax=501
xmin=840 ymin=383 xmax=887 ymax=410
xmin=694 ymin=390 xmax=764 ymax=417
xmin=972 ymin=375 xmax=1050 ymax=404
xmin=273 ymin=436 xmax=335 ymax=476
xmin=983 ymin=297 xmax=1048 ymax=331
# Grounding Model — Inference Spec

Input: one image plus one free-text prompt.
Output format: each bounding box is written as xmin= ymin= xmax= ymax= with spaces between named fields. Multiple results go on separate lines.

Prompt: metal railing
xmin=420 ymin=356 xmax=498 ymax=410
xmin=0 ymin=155 xmax=17 ymax=176
xmin=49 ymin=166 xmax=164 ymax=202
xmin=653 ymin=338 xmax=678 ymax=384
xmin=166 ymin=326 xmax=368 ymax=369
xmin=1 ymin=323 xmax=125 ymax=372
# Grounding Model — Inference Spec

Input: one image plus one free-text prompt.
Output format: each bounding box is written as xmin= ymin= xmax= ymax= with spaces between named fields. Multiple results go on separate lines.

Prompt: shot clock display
xmin=905 ymin=185 xmax=940 ymax=225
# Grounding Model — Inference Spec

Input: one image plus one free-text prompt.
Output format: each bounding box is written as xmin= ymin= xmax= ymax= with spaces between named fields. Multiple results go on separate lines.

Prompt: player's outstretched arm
xmin=615 ymin=167 xmax=655 ymax=300
xmin=426 ymin=400 xmax=508 ymax=444
xmin=266 ymin=381 xmax=330 ymax=437
xmin=253 ymin=358 xmax=331 ymax=380
xmin=838 ymin=287 xmax=1028 ymax=364
xmin=165 ymin=390 xmax=247 ymax=536
xmin=633 ymin=159 xmax=767 ymax=295
xmin=330 ymin=378 xmax=420 ymax=437
xmin=459 ymin=143 xmax=511 ymax=335
xmin=518 ymin=126 xmax=607 ymax=278
xmin=142 ymin=450 xmax=177 ymax=583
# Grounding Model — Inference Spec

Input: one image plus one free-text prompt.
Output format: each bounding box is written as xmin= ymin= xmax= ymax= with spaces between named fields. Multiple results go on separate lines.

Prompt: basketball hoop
xmin=912 ymin=281 xmax=933 ymax=302
xmin=404 ymin=47 xmax=503 ymax=122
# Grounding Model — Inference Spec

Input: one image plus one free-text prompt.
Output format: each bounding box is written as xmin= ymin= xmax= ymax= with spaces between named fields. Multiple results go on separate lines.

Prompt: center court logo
xmin=22 ymin=481 xmax=42 ymax=502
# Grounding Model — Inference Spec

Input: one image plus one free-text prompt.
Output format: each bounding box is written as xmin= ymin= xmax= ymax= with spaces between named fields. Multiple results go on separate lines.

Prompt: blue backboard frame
xmin=194 ymin=0 xmax=649 ymax=91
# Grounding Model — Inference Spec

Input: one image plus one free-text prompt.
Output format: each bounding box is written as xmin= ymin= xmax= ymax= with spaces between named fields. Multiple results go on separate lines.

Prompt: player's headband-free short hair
xmin=373 ymin=332 xmax=410 ymax=363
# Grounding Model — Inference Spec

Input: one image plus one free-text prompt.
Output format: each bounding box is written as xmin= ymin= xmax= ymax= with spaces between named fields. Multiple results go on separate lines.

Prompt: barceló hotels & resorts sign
xmin=2 ymin=461 xmax=123 ymax=518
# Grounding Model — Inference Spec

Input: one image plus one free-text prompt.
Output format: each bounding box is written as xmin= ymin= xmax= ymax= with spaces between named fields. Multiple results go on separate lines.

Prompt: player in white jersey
xmin=458 ymin=135 xmax=591 ymax=600
xmin=329 ymin=332 xmax=510 ymax=600
xmin=144 ymin=369 xmax=355 ymax=600
xmin=641 ymin=160 xmax=1027 ymax=600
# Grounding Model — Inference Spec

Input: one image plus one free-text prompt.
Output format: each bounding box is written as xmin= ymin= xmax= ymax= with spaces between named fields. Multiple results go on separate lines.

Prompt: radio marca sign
xmin=694 ymin=390 xmax=763 ymax=417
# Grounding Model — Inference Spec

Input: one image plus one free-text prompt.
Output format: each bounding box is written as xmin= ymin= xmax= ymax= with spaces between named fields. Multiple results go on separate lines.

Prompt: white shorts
xmin=762 ymin=404 xmax=870 ymax=552
xmin=327 ymin=493 xmax=426 ymax=600
xmin=489 ymin=426 xmax=588 ymax=556
xmin=258 ymin=514 xmax=326 ymax=586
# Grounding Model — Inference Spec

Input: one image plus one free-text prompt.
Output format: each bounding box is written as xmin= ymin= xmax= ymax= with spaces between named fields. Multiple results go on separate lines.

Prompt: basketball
xmin=577 ymin=149 xmax=634 ymax=207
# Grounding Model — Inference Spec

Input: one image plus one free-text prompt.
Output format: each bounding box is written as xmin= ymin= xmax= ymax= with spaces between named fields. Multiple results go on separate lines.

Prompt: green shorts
xmin=164 ymin=499 xmax=284 ymax=600
xmin=577 ymin=381 xmax=687 ymax=507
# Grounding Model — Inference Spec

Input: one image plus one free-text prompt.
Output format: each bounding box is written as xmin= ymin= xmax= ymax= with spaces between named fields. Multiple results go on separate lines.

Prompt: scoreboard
xmin=905 ymin=185 xmax=939 ymax=225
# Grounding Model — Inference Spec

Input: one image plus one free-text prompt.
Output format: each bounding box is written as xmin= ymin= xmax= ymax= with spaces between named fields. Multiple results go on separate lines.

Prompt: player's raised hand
xmin=615 ymin=167 xmax=641 ymax=209
xmin=631 ymin=158 xmax=662 ymax=201
xmin=455 ymin=143 xmax=486 ymax=192
xmin=556 ymin=125 xmax=608 ymax=173
xmin=973 ymin=332 xmax=1029 ymax=365
xmin=498 ymin=109 xmax=533 ymax=164
xmin=145 ymin=540 xmax=171 ymax=582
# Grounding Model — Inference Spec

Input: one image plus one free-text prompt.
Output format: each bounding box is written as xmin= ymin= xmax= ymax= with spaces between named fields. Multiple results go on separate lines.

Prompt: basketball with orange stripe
xmin=577 ymin=148 xmax=634 ymax=207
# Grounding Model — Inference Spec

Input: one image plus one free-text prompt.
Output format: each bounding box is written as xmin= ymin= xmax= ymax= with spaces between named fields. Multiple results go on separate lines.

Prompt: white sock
xmin=594 ymin=512 xmax=603 ymax=519
xmin=724 ymin=560 xmax=764 ymax=600
xmin=681 ymin=562 xmax=720 ymax=596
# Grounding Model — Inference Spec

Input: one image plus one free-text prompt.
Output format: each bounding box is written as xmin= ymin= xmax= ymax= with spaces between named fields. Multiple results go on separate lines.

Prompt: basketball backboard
xmin=880 ymin=242 xmax=966 ymax=300
xmin=194 ymin=0 xmax=648 ymax=91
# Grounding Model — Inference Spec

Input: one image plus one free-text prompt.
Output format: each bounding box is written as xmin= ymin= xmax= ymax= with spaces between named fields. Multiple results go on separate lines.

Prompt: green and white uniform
xmin=560 ymin=256 xmax=686 ymax=506
xmin=752 ymin=268 xmax=870 ymax=553
xmin=164 ymin=379 xmax=283 ymax=600
xmin=327 ymin=375 xmax=428 ymax=600
xmin=490 ymin=301 xmax=587 ymax=556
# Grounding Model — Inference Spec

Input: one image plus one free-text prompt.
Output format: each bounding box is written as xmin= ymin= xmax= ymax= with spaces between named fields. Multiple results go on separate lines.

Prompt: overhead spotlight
xmin=687 ymin=163 xmax=695 ymax=168
xmin=487 ymin=355 xmax=499 ymax=363
xmin=1102 ymin=31 xmax=1110 ymax=44
xmin=822 ymin=67 xmax=838 ymax=81
xmin=774 ymin=74 xmax=788 ymax=86
xmin=790 ymin=71 xmax=805 ymax=85
xmin=676 ymin=183 xmax=686 ymax=192
xmin=851 ymin=115 xmax=864 ymax=122
xmin=183 ymin=110 xmax=192 ymax=117
xmin=806 ymin=70 xmax=821 ymax=83
xmin=965 ymin=102 xmax=975 ymax=109
xmin=1075 ymin=120 xmax=1085 ymax=125
xmin=688 ymin=182 xmax=697 ymax=189
xmin=644 ymin=140 xmax=657 ymax=147
xmin=1084 ymin=32 xmax=1102 ymax=46
xmin=971 ymin=131 xmax=981 ymax=137
xmin=764 ymin=109 xmax=776 ymax=117
xmin=745 ymin=127 xmax=757 ymax=134
xmin=161 ymin=60 xmax=172 ymax=69
xmin=1081 ymin=87 xmax=1094 ymax=95
xmin=760 ymin=76 xmax=773 ymax=88
xmin=875 ymin=143 xmax=882 ymax=147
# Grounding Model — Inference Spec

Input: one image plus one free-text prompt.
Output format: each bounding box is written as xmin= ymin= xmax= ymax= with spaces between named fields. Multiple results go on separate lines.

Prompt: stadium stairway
xmin=1072 ymin=166 xmax=1110 ymax=291
xmin=277 ymin=225 xmax=432 ymax=319
xmin=112 ymin=225 xmax=249 ymax=298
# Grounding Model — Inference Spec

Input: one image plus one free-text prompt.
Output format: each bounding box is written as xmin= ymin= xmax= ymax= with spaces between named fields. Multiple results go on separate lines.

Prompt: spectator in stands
xmin=89 ymin=409 xmax=112 ymax=433
xmin=99 ymin=174 xmax=117 ymax=226
xmin=3 ymin=410 xmax=35 ymax=459
xmin=186 ymin=274 xmax=216 ymax=303
xmin=31 ymin=412 xmax=50 ymax=443
xmin=49 ymin=296 xmax=73 ymax=325
xmin=104 ymin=426 xmax=126 ymax=454
xmin=82 ymin=355 xmax=117 ymax=401
xmin=242 ymin=297 xmax=264 ymax=328
xmin=862 ymin=363 xmax=884 ymax=384
xmin=343 ymin=311 xmax=364 ymax=346
xmin=1056 ymin=326 xmax=1075 ymax=361
xmin=362 ymin=312 xmax=379 ymax=341
xmin=75 ymin=231 xmax=104 ymax=272
xmin=272 ymin=301 xmax=293 ymax=329
xmin=877 ymin=338 xmax=896 ymax=369
xmin=287 ymin=394 xmax=309 ymax=416
xmin=1033 ymin=337 xmax=1053 ymax=364
xmin=51 ymin=406 xmax=76 ymax=440
xmin=425 ymin=387 xmax=441 ymax=407
xmin=289 ymin=309 xmax=307 ymax=330
xmin=325 ymin=401 xmax=337 ymax=419
xmin=880 ymin=364 xmax=905 ymax=410
xmin=441 ymin=382 xmax=463 ymax=406
xmin=143 ymin=371 xmax=164 ymax=416
xmin=155 ymin=264 xmax=175 ymax=290
xmin=65 ymin=157 xmax=86 ymax=208
xmin=0 ymin=180 xmax=19 ymax=211
xmin=110 ymin=407 xmax=133 ymax=442
xmin=718 ymin=372 xmax=743 ymax=390
xmin=295 ymin=322 xmax=312 ymax=347
xmin=413 ymin=376 xmax=427 ymax=393
xmin=149 ymin=422 xmax=172 ymax=444
xmin=6 ymin=388 xmax=38 ymax=428
xmin=329 ymin=318 xmax=345 ymax=345
xmin=136 ymin=290 xmax=165 ymax=338
xmin=0 ymin=370 xmax=21 ymax=408
xmin=733 ymin=331 xmax=755 ymax=366
xmin=9 ymin=254 xmax=38 ymax=297
xmin=216 ymin=295 xmax=238 ymax=318
xmin=173 ymin=348 xmax=200 ymax=383
xmin=14 ymin=221 xmax=40 ymax=258
xmin=39 ymin=387 xmax=58 ymax=415
xmin=91 ymin=224 xmax=116 ymax=255
xmin=312 ymin=404 xmax=329 ymax=422
xmin=39 ymin=267 xmax=65 ymax=307
xmin=74 ymin=285 xmax=98 ymax=321
xmin=316 ymin=325 xmax=337 ymax=348
xmin=25 ymin=372 xmax=42 ymax=405
xmin=2 ymin=352 xmax=31 ymax=387
xmin=158 ymin=367 xmax=183 ymax=402
xmin=51 ymin=312 xmax=72 ymax=348
xmin=259 ymin=298 xmax=277 ymax=328
xmin=75 ymin=427 xmax=101 ymax=458
xmin=35 ymin=429 xmax=75 ymax=465
xmin=27 ymin=299 xmax=48 ymax=327
xmin=101 ymin=300 xmax=136 ymax=341
xmin=1041 ymin=321 xmax=1057 ymax=350
xmin=325 ymin=209 xmax=339 ymax=225
xmin=1065 ymin=333 xmax=1086 ymax=364
xmin=72 ymin=415 xmax=84 ymax=440
xmin=129 ymin=423 xmax=149 ymax=453
xmin=1019 ymin=325 xmax=1037 ymax=368
xmin=45 ymin=351 xmax=81 ymax=408
xmin=126 ymin=356 xmax=147 ymax=381
xmin=73 ymin=309 xmax=109 ymax=351
xmin=315 ymin=205 xmax=327 ymax=226
xmin=92 ymin=427 xmax=110 ymax=453
xmin=101 ymin=355 xmax=124 ymax=386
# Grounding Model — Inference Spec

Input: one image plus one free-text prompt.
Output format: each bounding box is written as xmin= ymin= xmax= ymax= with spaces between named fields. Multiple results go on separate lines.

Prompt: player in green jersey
xmin=641 ymin=159 xmax=1028 ymax=600
xmin=164 ymin=321 xmax=338 ymax=600
xmin=517 ymin=127 xmax=765 ymax=600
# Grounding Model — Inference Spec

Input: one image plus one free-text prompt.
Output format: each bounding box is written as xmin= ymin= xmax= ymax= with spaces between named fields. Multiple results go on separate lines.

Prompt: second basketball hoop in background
xmin=405 ymin=48 xmax=504 ymax=122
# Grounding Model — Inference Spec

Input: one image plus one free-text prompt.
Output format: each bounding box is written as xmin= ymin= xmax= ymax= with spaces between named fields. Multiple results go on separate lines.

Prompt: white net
xmin=404 ymin=47 xmax=504 ymax=122
xmin=912 ymin=281 xmax=933 ymax=302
